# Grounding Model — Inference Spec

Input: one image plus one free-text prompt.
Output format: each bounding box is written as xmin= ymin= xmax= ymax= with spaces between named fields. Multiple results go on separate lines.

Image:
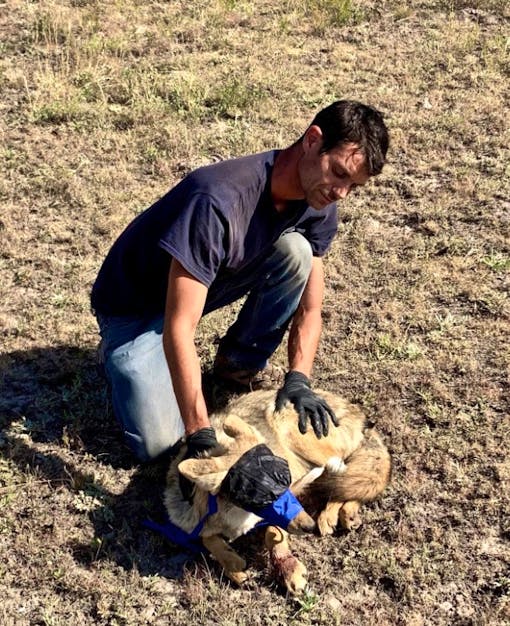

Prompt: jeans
xmin=97 ymin=231 xmax=313 ymax=462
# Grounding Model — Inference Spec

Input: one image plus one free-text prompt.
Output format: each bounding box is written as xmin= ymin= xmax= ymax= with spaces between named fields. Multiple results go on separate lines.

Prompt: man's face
xmin=297 ymin=126 xmax=370 ymax=210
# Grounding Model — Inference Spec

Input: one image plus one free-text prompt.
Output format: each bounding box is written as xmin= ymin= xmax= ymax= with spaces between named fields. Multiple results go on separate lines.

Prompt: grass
xmin=483 ymin=253 xmax=510 ymax=272
xmin=1 ymin=0 xmax=509 ymax=625
xmin=303 ymin=0 xmax=364 ymax=28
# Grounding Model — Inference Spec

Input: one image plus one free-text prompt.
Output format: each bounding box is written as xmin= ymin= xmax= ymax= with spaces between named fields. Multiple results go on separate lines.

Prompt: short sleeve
xmin=298 ymin=204 xmax=338 ymax=257
xmin=158 ymin=193 xmax=227 ymax=287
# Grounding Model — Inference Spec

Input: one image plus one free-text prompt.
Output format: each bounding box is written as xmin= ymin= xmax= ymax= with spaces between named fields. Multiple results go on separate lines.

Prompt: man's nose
xmin=332 ymin=184 xmax=351 ymax=200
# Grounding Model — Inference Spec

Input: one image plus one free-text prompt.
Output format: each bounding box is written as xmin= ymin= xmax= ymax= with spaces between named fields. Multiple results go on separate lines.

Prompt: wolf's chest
xmin=208 ymin=507 xmax=263 ymax=541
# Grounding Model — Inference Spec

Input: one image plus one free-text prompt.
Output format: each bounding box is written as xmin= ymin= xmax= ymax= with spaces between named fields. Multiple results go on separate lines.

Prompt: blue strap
xmin=144 ymin=490 xmax=302 ymax=552
xmin=143 ymin=494 xmax=218 ymax=554
xmin=250 ymin=489 xmax=304 ymax=530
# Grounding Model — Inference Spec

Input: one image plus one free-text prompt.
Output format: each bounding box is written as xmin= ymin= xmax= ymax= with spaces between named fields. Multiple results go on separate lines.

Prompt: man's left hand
xmin=275 ymin=371 xmax=339 ymax=438
xmin=179 ymin=427 xmax=218 ymax=502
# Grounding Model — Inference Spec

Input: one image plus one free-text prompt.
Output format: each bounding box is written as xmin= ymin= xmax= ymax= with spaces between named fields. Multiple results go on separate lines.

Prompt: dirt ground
xmin=1 ymin=1 xmax=509 ymax=624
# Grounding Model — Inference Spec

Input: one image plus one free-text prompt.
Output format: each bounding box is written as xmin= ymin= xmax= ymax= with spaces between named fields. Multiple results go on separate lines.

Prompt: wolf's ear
xmin=178 ymin=457 xmax=232 ymax=495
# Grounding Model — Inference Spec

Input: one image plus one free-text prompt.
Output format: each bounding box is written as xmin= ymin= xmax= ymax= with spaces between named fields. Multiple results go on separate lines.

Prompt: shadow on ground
xmin=0 ymin=345 xmax=241 ymax=580
xmin=0 ymin=345 xmax=130 ymax=465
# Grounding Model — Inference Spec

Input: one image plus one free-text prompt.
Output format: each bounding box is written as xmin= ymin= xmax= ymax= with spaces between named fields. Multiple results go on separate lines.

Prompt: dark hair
xmin=309 ymin=100 xmax=389 ymax=176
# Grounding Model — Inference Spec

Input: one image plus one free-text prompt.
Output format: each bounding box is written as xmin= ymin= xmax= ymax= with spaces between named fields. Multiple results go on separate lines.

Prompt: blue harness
xmin=143 ymin=494 xmax=218 ymax=554
xmin=143 ymin=489 xmax=304 ymax=553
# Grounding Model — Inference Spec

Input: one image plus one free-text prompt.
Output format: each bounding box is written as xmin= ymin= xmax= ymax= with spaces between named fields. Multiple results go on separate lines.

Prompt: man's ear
xmin=302 ymin=125 xmax=324 ymax=153
xmin=178 ymin=457 xmax=232 ymax=495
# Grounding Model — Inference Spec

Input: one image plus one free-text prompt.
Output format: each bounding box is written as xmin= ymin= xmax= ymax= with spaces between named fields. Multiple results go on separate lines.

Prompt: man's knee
xmin=273 ymin=232 xmax=313 ymax=283
xmin=103 ymin=335 xmax=185 ymax=464
xmin=118 ymin=401 xmax=185 ymax=463
xmin=124 ymin=428 xmax=179 ymax=464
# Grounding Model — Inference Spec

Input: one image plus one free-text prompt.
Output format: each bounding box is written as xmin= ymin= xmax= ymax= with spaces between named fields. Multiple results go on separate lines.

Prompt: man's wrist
xmin=185 ymin=427 xmax=217 ymax=456
xmin=184 ymin=418 xmax=212 ymax=437
xmin=285 ymin=370 xmax=311 ymax=387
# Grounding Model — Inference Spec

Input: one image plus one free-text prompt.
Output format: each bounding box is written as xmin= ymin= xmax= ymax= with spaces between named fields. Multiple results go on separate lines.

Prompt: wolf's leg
xmin=222 ymin=415 xmax=262 ymax=450
xmin=317 ymin=501 xmax=343 ymax=536
xmin=317 ymin=500 xmax=363 ymax=534
xmin=264 ymin=526 xmax=308 ymax=595
xmin=201 ymin=535 xmax=248 ymax=585
xmin=337 ymin=500 xmax=362 ymax=530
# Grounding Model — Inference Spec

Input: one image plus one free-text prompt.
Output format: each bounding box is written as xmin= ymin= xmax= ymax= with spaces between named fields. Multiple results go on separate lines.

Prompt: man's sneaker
xmin=213 ymin=356 xmax=284 ymax=391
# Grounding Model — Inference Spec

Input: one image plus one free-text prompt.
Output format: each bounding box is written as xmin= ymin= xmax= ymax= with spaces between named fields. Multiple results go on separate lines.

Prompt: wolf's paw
xmin=223 ymin=551 xmax=247 ymax=572
xmin=285 ymin=558 xmax=308 ymax=595
xmin=338 ymin=502 xmax=362 ymax=531
xmin=316 ymin=501 xmax=342 ymax=536
xmin=339 ymin=511 xmax=362 ymax=530
xmin=227 ymin=568 xmax=250 ymax=586
xmin=223 ymin=552 xmax=249 ymax=586
xmin=317 ymin=510 xmax=337 ymax=536
xmin=274 ymin=554 xmax=308 ymax=596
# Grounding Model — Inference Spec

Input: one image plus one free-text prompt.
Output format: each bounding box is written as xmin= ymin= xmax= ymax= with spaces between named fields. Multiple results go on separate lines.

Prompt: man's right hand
xmin=178 ymin=427 xmax=218 ymax=502
xmin=275 ymin=371 xmax=338 ymax=439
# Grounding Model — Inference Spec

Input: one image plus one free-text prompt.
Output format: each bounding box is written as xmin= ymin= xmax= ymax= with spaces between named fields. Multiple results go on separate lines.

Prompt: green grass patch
xmin=482 ymin=252 xmax=510 ymax=272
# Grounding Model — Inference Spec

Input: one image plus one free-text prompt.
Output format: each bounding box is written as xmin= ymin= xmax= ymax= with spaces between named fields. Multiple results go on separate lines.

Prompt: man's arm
xmin=162 ymin=258 xmax=210 ymax=436
xmin=278 ymin=256 xmax=338 ymax=438
xmin=287 ymin=256 xmax=325 ymax=376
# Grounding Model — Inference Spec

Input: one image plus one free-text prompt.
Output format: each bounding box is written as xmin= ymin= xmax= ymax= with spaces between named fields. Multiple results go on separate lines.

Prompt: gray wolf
xmin=163 ymin=389 xmax=391 ymax=594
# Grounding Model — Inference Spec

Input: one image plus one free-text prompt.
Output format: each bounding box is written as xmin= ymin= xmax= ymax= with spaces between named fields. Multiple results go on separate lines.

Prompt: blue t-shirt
xmin=91 ymin=150 xmax=338 ymax=316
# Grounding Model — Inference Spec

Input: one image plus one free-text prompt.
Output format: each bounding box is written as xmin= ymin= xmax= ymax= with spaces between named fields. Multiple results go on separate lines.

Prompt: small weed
xmin=73 ymin=71 xmax=107 ymax=104
xmin=219 ymin=0 xmax=242 ymax=8
xmin=482 ymin=252 xmax=510 ymax=272
xmin=52 ymin=568 xmax=65 ymax=581
xmin=40 ymin=612 xmax=59 ymax=626
xmin=393 ymin=4 xmax=413 ymax=20
xmin=304 ymin=0 xmax=362 ymax=27
xmin=404 ymin=341 xmax=424 ymax=360
xmin=0 ymin=493 xmax=16 ymax=508
xmin=428 ymin=312 xmax=464 ymax=343
xmin=482 ymin=34 xmax=510 ymax=75
xmin=143 ymin=144 xmax=164 ymax=164
xmin=418 ymin=394 xmax=443 ymax=424
xmin=292 ymin=588 xmax=319 ymax=617
xmin=373 ymin=333 xmax=424 ymax=361
xmin=32 ymin=10 xmax=74 ymax=47
xmin=163 ymin=83 xmax=205 ymax=118
xmin=93 ymin=504 xmax=115 ymax=524
xmin=50 ymin=293 xmax=71 ymax=309
xmin=31 ymin=99 xmax=92 ymax=125
xmin=73 ymin=491 xmax=102 ymax=512
xmin=439 ymin=0 xmax=509 ymax=11
xmin=205 ymin=78 xmax=265 ymax=119
xmin=435 ymin=312 xmax=461 ymax=332
xmin=87 ymin=536 xmax=106 ymax=563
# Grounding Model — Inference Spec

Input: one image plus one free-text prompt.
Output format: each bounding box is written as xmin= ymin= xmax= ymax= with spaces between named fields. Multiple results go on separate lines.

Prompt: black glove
xmin=275 ymin=371 xmax=339 ymax=439
xmin=179 ymin=427 xmax=218 ymax=502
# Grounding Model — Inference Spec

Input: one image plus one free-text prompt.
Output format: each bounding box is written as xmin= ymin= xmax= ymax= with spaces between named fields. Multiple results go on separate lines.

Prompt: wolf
xmin=162 ymin=389 xmax=391 ymax=594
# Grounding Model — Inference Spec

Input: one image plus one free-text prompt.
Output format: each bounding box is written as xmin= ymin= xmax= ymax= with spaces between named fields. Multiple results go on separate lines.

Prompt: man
xmin=91 ymin=100 xmax=389 ymax=466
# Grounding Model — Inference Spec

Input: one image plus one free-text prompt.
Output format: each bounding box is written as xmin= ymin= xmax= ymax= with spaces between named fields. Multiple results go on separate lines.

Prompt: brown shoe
xmin=213 ymin=357 xmax=284 ymax=391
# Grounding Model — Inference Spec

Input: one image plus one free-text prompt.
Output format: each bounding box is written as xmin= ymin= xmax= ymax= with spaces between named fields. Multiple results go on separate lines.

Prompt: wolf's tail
xmin=305 ymin=430 xmax=391 ymax=503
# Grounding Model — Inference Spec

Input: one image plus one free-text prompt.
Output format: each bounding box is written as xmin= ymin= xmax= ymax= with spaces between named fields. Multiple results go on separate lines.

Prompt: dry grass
xmin=1 ymin=0 xmax=509 ymax=624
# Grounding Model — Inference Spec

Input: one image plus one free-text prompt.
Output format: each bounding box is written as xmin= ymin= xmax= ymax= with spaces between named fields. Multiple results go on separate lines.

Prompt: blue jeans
xmin=97 ymin=232 xmax=313 ymax=462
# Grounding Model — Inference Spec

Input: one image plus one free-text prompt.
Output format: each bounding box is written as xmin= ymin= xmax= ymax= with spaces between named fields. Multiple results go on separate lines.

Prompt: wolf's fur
xmin=164 ymin=389 xmax=391 ymax=592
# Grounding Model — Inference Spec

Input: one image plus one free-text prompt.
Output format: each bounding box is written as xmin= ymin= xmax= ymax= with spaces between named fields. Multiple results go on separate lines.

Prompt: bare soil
xmin=1 ymin=1 xmax=509 ymax=624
